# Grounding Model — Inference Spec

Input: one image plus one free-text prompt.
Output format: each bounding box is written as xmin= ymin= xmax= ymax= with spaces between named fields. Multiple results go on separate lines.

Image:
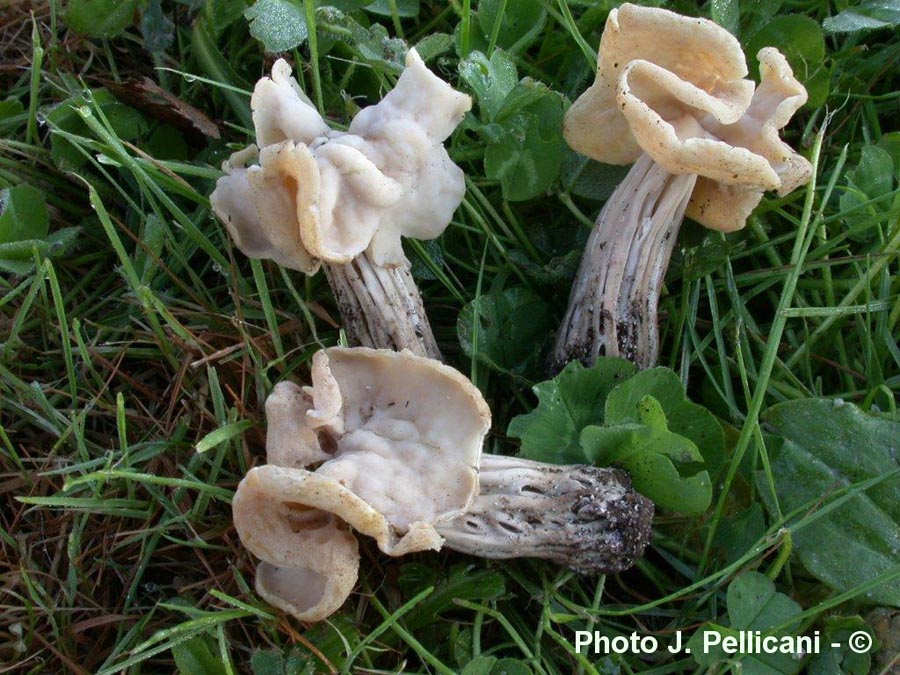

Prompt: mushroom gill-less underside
xmin=553 ymin=3 xmax=811 ymax=371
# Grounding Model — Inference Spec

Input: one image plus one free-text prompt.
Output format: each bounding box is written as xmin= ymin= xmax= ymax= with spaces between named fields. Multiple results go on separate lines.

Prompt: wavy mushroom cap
xmin=270 ymin=347 xmax=490 ymax=529
xmin=210 ymin=50 xmax=472 ymax=271
xmin=209 ymin=144 xmax=320 ymax=274
xmin=233 ymin=347 xmax=491 ymax=621
xmin=250 ymin=58 xmax=331 ymax=148
xmin=564 ymin=3 xmax=811 ymax=232
xmin=232 ymin=468 xmax=360 ymax=622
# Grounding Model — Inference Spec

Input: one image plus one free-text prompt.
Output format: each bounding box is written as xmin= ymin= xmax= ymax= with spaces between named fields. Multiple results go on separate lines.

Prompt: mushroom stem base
xmin=324 ymin=250 xmax=442 ymax=360
xmin=436 ymin=454 xmax=653 ymax=573
xmin=552 ymin=154 xmax=697 ymax=371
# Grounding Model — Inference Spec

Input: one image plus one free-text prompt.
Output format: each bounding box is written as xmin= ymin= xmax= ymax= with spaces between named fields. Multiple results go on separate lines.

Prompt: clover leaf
xmin=508 ymin=358 xmax=636 ymax=465
xmin=458 ymin=50 xmax=566 ymax=201
xmin=245 ymin=0 xmax=309 ymax=53
xmin=508 ymin=359 xmax=723 ymax=514
xmin=582 ymin=395 xmax=712 ymax=514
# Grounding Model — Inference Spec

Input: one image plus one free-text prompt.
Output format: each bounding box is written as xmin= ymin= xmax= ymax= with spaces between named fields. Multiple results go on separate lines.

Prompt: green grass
xmin=1 ymin=1 xmax=899 ymax=673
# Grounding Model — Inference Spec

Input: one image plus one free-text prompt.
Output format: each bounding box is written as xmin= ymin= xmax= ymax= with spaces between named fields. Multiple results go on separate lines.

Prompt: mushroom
xmin=232 ymin=347 xmax=653 ymax=621
xmin=552 ymin=3 xmax=812 ymax=370
xmin=210 ymin=50 xmax=472 ymax=359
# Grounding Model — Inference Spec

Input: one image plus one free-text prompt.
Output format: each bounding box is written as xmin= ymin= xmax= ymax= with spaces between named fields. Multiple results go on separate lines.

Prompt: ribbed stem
xmin=436 ymin=454 xmax=654 ymax=573
xmin=324 ymin=250 xmax=442 ymax=360
xmin=552 ymin=154 xmax=697 ymax=371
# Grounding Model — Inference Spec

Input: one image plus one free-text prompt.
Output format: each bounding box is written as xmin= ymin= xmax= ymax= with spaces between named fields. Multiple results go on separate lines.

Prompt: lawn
xmin=1 ymin=0 xmax=899 ymax=673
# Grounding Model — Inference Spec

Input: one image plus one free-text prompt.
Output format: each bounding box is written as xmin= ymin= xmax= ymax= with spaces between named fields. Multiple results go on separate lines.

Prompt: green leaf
xmin=457 ymin=287 xmax=554 ymax=378
xmin=681 ymin=231 xmax=745 ymax=284
xmin=507 ymin=249 xmax=579 ymax=291
xmin=878 ymin=132 xmax=900 ymax=174
xmin=689 ymin=573 xmax=803 ymax=675
xmin=0 ymin=97 xmax=25 ymax=122
xmin=171 ymin=634 xmax=226 ymax=675
xmin=203 ymin=0 xmax=250 ymax=38
xmin=581 ymin=395 xmax=712 ymax=514
xmin=807 ymin=616 xmax=876 ymax=675
xmin=0 ymin=185 xmax=49 ymax=245
xmin=140 ymin=0 xmax=174 ymax=54
xmin=0 ymin=227 xmax=81 ymax=268
xmin=740 ymin=0 xmax=784 ymax=41
xmin=727 ymin=572 xmax=803 ymax=632
xmin=458 ymin=50 xmax=518 ymax=121
xmin=713 ymin=503 xmax=767 ymax=565
xmin=250 ymin=647 xmax=316 ymax=675
xmin=494 ymin=79 xmax=557 ymax=122
xmin=508 ymin=358 xmax=637 ymax=465
xmin=250 ymin=650 xmax=284 ymax=675
xmin=406 ymin=238 xmax=444 ymax=281
xmin=460 ymin=54 xmax=566 ymax=201
xmin=484 ymin=84 xmax=566 ymax=201
xmin=0 ymin=258 xmax=34 ymax=275
xmin=507 ymin=361 xmax=722 ymax=513
xmin=64 ymin=0 xmax=139 ymax=38
xmin=711 ymin=0 xmax=741 ymax=35
xmin=365 ymin=0 xmax=419 ymax=18
xmin=316 ymin=7 xmax=406 ymax=70
xmin=413 ymin=32 xmax=453 ymax=62
xmin=561 ymin=150 xmax=629 ymax=201
xmin=145 ymin=124 xmax=189 ymax=162
xmin=840 ymin=145 xmax=898 ymax=242
xmin=759 ymin=399 xmax=900 ymax=607
xmin=474 ymin=0 xmax=546 ymax=54
xmin=46 ymin=89 xmax=147 ymax=170
xmin=245 ymin=0 xmax=309 ymax=53
xmin=602 ymin=368 xmax=726 ymax=471
xmin=745 ymin=15 xmax=827 ymax=107
xmin=824 ymin=1 xmax=900 ymax=33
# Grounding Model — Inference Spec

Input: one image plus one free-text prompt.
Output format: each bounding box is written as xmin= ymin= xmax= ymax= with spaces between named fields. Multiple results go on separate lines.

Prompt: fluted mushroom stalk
xmin=435 ymin=454 xmax=652 ymax=573
xmin=553 ymin=3 xmax=812 ymax=371
xmin=323 ymin=249 xmax=438 ymax=357
xmin=210 ymin=50 xmax=472 ymax=359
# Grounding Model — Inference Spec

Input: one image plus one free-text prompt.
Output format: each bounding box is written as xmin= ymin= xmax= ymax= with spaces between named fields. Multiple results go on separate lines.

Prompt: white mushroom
xmin=232 ymin=347 xmax=487 ymax=621
xmin=233 ymin=347 xmax=653 ymax=622
xmin=553 ymin=3 xmax=812 ymax=370
xmin=210 ymin=50 xmax=472 ymax=358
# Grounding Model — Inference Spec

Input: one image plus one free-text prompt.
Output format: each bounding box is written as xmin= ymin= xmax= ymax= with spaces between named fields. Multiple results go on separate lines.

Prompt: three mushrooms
xmin=211 ymin=4 xmax=810 ymax=622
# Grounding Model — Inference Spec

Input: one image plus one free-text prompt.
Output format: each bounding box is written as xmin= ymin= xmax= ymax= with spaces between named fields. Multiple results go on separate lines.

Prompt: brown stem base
xmin=324 ymin=250 xmax=442 ymax=360
xmin=552 ymin=154 xmax=697 ymax=371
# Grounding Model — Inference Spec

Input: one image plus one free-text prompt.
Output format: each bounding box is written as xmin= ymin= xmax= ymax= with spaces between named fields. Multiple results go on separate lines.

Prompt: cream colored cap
xmin=233 ymin=347 xmax=491 ymax=621
xmin=564 ymin=3 xmax=811 ymax=232
xmin=211 ymin=50 xmax=472 ymax=271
